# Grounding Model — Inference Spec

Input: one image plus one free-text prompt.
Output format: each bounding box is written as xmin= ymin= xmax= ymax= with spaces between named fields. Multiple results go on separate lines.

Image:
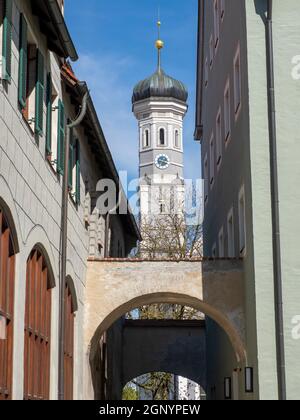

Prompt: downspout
xmin=266 ymin=0 xmax=286 ymax=400
xmin=58 ymin=92 xmax=88 ymax=400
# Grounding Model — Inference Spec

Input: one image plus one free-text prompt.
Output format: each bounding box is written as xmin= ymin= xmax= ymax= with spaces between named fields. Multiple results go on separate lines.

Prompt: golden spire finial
xmin=155 ymin=17 xmax=164 ymax=71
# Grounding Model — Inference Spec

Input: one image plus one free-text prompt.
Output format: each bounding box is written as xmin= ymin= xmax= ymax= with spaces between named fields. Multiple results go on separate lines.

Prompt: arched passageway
xmin=123 ymin=373 xmax=205 ymax=401
xmin=84 ymin=259 xmax=246 ymax=400
xmin=121 ymin=319 xmax=206 ymax=389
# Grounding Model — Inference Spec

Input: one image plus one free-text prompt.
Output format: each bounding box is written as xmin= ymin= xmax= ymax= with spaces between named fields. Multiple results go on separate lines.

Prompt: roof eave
xmin=31 ymin=0 xmax=78 ymax=61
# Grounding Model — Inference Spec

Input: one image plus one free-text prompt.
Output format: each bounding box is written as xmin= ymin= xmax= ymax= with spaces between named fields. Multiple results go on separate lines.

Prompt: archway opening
xmin=123 ymin=373 xmax=205 ymax=401
xmin=89 ymin=294 xmax=245 ymax=401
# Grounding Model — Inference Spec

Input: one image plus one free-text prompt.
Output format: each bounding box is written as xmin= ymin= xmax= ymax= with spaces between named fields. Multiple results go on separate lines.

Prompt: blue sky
xmin=65 ymin=0 xmax=200 ymax=182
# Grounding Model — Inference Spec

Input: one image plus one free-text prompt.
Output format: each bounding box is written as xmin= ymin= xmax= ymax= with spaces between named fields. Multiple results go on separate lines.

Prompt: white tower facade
xmin=132 ymin=28 xmax=188 ymax=222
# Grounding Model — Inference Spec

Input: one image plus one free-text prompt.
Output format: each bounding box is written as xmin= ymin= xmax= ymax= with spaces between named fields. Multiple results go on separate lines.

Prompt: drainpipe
xmin=266 ymin=0 xmax=286 ymax=400
xmin=58 ymin=92 xmax=88 ymax=400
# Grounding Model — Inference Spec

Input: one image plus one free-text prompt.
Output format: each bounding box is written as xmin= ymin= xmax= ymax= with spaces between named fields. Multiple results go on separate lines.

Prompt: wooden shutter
xmin=64 ymin=283 xmax=75 ymax=400
xmin=75 ymin=139 xmax=80 ymax=204
xmin=45 ymin=73 xmax=52 ymax=156
xmin=24 ymin=250 xmax=51 ymax=400
xmin=18 ymin=14 xmax=27 ymax=109
xmin=2 ymin=0 xmax=13 ymax=81
xmin=68 ymin=133 xmax=74 ymax=190
xmin=0 ymin=209 xmax=16 ymax=400
xmin=35 ymin=50 xmax=44 ymax=136
xmin=57 ymin=99 xmax=65 ymax=175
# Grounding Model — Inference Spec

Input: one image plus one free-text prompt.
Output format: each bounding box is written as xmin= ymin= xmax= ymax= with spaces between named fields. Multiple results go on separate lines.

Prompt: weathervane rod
xmin=156 ymin=16 xmax=164 ymax=71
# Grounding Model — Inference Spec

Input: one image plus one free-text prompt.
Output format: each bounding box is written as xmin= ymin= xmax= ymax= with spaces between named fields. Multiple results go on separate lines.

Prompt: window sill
xmin=214 ymin=38 xmax=219 ymax=52
xmin=240 ymin=246 xmax=246 ymax=258
xmin=69 ymin=191 xmax=79 ymax=209
xmin=225 ymin=132 xmax=231 ymax=148
xmin=21 ymin=114 xmax=35 ymax=137
xmin=46 ymin=154 xmax=59 ymax=177
xmin=235 ymin=102 xmax=242 ymax=122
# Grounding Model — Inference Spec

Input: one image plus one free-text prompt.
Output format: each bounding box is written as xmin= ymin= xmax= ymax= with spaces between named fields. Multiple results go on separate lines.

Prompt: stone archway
xmin=83 ymin=258 xmax=246 ymax=400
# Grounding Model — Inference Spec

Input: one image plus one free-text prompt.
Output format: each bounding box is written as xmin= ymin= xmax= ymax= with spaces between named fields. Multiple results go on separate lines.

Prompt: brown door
xmin=24 ymin=249 xmax=51 ymax=400
xmin=0 ymin=209 xmax=16 ymax=400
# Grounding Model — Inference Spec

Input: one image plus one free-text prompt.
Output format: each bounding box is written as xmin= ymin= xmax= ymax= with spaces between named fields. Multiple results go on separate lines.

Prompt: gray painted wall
xmin=198 ymin=0 xmax=300 ymax=399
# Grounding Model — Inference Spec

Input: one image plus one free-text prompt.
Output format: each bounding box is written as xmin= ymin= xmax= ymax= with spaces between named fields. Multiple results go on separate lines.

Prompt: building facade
xmin=195 ymin=0 xmax=300 ymax=400
xmin=0 ymin=0 xmax=139 ymax=400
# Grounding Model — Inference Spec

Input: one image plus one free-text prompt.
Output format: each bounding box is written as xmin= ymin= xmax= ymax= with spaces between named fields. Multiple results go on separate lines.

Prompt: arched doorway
xmin=0 ymin=205 xmax=19 ymax=400
xmin=63 ymin=277 xmax=78 ymax=400
xmin=89 ymin=294 xmax=245 ymax=400
xmin=23 ymin=247 xmax=54 ymax=400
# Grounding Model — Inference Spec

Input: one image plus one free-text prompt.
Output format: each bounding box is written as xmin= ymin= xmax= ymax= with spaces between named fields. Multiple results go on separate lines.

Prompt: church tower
xmin=132 ymin=22 xmax=188 ymax=224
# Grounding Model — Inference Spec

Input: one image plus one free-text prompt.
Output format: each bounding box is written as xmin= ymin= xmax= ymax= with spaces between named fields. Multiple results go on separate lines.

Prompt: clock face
xmin=155 ymin=154 xmax=170 ymax=170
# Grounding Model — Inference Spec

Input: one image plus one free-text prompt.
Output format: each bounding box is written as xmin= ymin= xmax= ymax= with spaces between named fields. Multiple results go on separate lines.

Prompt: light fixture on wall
xmin=245 ymin=367 xmax=254 ymax=393
xmin=224 ymin=377 xmax=232 ymax=400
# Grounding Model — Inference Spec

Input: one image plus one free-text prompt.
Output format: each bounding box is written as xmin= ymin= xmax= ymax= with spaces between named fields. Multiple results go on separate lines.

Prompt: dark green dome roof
xmin=132 ymin=68 xmax=188 ymax=104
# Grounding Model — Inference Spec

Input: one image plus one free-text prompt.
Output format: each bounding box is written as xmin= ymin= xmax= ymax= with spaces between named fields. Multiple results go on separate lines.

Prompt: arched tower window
xmin=24 ymin=249 xmax=53 ymax=400
xmin=144 ymin=129 xmax=150 ymax=148
xmin=159 ymin=128 xmax=166 ymax=146
xmin=175 ymin=130 xmax=180 ymax=148
xmin=64 ymin=280 xmax=76 ymax=400
xmin=0 ymin=208 xmax=16 ymax=400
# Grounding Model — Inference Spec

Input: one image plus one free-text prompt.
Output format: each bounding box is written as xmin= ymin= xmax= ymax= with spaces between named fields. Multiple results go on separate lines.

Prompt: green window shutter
xmin=35 ymin=49 xmax=44 ymax=136
xmin=45 ymin=73 xmax=52 ymax=155
xmin=57 ymin=99 xmax=65 ymax=175
xmin=68 ymin=133 xmax=74 ymax=190
xmin=18 ymin=13 xmax=27 ymax=109
xmin=75 ymin=139 xmax=81 ymax=205
xmin=2 ymin=0 xmax=13 ymax=81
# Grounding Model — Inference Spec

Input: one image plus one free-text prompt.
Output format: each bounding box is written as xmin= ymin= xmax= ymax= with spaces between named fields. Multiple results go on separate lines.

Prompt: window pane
xmin=159 ymin=128 xmax=165 ymax=145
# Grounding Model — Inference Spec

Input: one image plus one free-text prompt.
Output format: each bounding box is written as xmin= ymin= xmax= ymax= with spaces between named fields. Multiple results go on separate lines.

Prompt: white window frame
xmin=233 ymin=43 xmax=242 ymax=120
xmin=209 ymin=133 xmax=215 ymax=188
xmin=203 ymin=153 xmax=208 ymax=205
xmin=224 ymin=78 xmax=231 ymax=146
xmin=238 ymin=185 xmax=246 ymax=256
xmin=227 ymin=207 xmax=235 ymax=258
xmin=213 ymin=0 xmax=220 ymax=50
xmin=218 ymin=227 xmax=224 ymax=258
xmin=216 ymin=107 xmax=222 ymax=168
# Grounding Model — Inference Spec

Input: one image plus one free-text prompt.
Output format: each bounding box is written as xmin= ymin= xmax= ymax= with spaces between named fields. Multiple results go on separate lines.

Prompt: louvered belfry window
xmin=23 ymin=249 xmax=52 ymax=400
xmin=0 ymin=208 xmax=16 ymax=400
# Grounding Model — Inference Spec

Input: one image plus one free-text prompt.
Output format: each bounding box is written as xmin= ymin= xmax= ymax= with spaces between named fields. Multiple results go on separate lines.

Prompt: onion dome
xmin=132 ymin=21 xmax=188 ymax=104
